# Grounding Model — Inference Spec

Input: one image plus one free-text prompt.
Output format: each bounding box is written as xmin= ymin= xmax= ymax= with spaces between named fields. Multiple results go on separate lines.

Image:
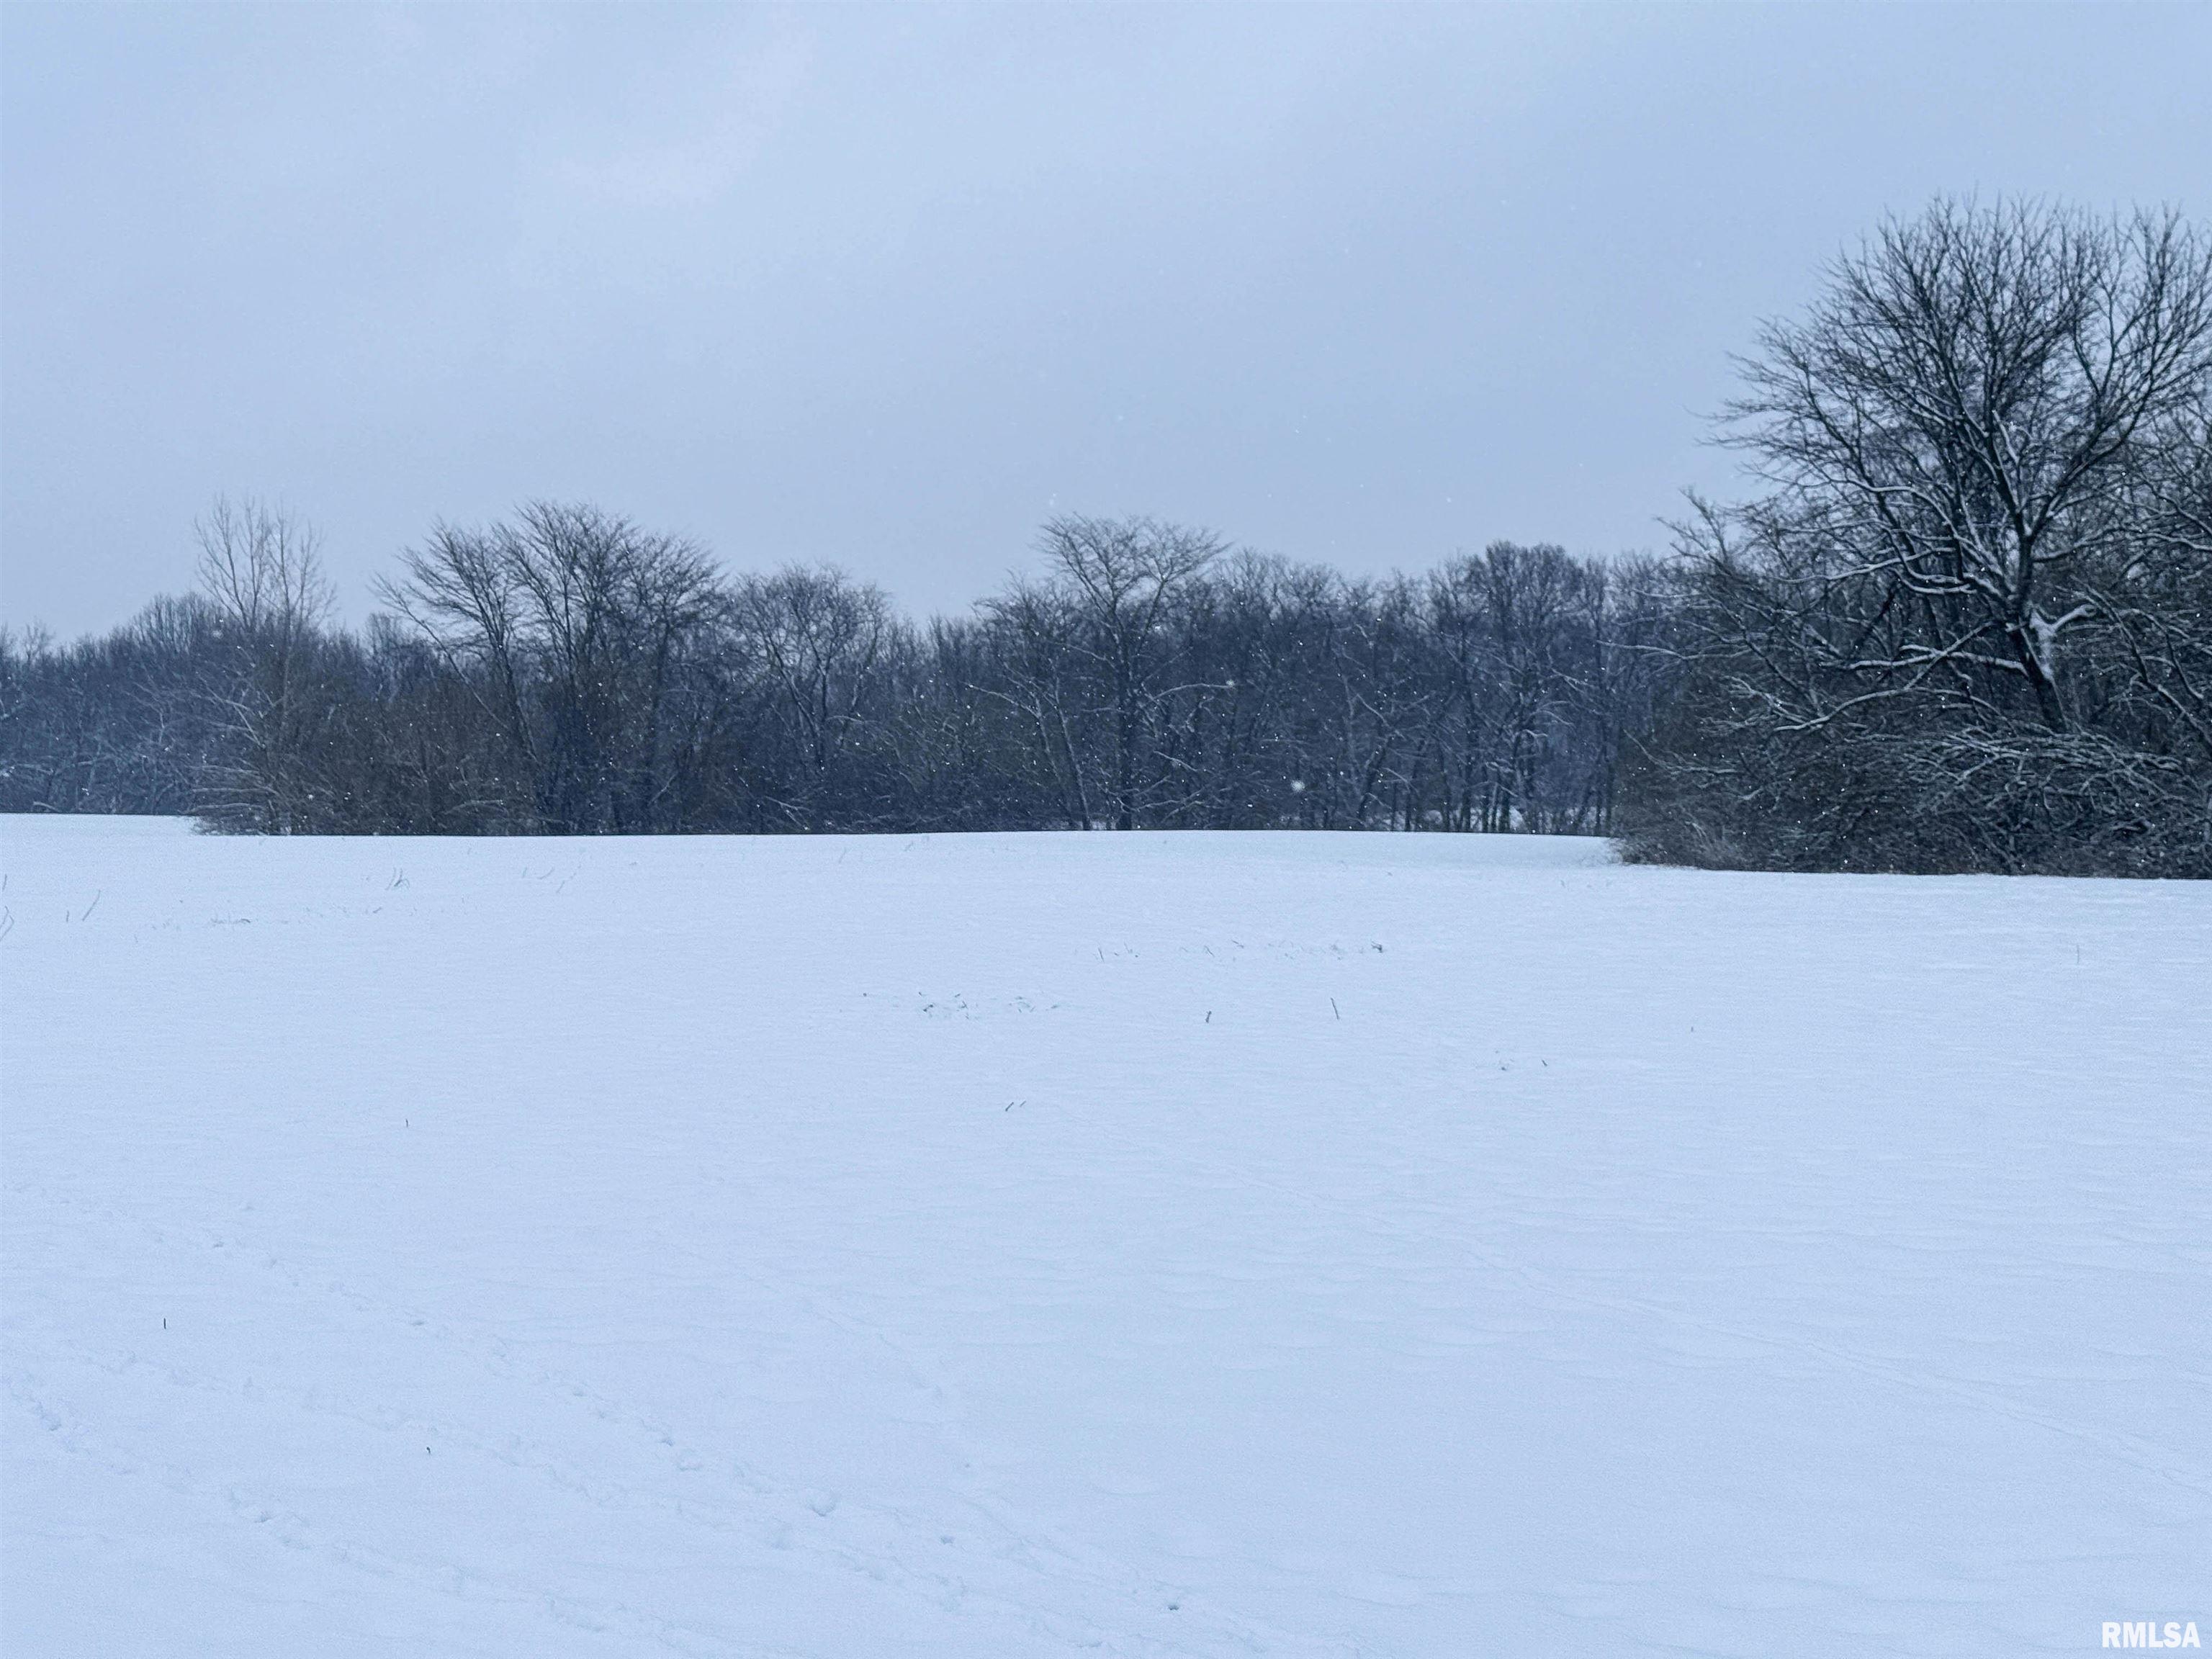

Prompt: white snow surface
xmin=4 ymin=815 xmax=2208 ymax=1657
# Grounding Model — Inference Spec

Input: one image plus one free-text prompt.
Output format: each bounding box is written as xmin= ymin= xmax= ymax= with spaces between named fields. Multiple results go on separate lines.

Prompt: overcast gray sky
xmin=3 ymin=3 xmax=2206 ymax=637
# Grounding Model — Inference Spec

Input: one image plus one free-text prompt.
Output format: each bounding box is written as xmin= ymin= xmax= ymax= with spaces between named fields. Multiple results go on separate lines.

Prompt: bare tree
xmin=1650 ymin=199 xmax=2212 ymax=871
xmin=1721 ymin=199 xmax=2211 ymax=733
xmin=193 ymin=497 xmax=336 ymax=830
xmin=729 ymin=566 xmax=900 ymax=825
xmin=1426 ymin=544 xmax=1599 ymax=832
xmin=195 ymin=497 xmax=332 ymax=642
xmin=379 ymin=503 xmax=719 ymax=831
xmin=985 ymin=515 xmax=1223 ymax=829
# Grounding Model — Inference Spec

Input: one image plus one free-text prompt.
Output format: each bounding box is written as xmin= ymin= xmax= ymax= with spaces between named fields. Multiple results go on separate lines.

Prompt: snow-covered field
xmin=3 ymin=816 xmax=2206 ymax=1658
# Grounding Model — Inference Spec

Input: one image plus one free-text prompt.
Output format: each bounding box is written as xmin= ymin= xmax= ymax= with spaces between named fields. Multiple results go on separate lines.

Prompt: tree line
xmin=4 ymin=199 xmax=2209 ymax=874
xmin=0 ymin=501 xmax=1660 ymax=842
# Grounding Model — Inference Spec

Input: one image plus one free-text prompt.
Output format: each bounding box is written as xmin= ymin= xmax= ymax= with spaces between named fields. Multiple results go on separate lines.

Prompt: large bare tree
xmin=1658 ymin=199 xmax=2212 ymax=871
xmin=1719 ymin=199 xmax=2211 ymax=732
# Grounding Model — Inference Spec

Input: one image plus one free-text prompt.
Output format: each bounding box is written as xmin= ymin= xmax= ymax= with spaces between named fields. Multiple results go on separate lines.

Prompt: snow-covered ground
xmin=3 ymin=816 xmax=2206 ymax=1658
